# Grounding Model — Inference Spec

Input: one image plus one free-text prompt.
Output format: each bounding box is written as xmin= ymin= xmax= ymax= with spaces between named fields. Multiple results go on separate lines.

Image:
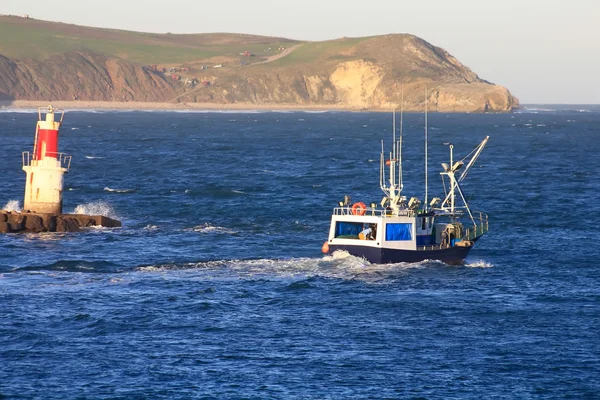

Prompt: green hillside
xmin=0 ymin=15 xmax=300 ymax=64
xmin=0 ymin=15 xmax=518 ymax=112
xmin=271 ymin=37 xmax=372 ymax=66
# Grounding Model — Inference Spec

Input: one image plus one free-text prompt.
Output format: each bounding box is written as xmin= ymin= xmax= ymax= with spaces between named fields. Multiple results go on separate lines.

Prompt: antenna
xmin=399 ymin=85 xmax=403 ymax=192
xmin=391 ymin=109 xmax=396 ymax=189
xmin=424 ymin=86 xmax=428 ymax=211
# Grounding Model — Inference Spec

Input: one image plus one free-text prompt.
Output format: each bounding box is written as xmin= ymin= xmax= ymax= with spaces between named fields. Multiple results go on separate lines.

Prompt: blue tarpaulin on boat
xmin=336 ymin=222 xmax=362 ymax=238
xmin=386 ymin=223 xmax=412 ymax=241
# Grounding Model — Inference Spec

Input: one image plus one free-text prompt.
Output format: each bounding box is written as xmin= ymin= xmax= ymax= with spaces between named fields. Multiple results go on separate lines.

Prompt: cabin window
xmin=335 ymin=222 xmax=362 ymax=239
xmin=421 ymin=218 xmax=427 ymax=230
xmin=335 ymin=222 xmax=376 ymax=240
xmin=385 ymin=223 xmax=412 ymax=241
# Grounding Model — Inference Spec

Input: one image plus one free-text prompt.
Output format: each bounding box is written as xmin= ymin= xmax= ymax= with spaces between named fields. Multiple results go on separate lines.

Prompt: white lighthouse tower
xmin=22 ymin=105 xmax=71 ymax=214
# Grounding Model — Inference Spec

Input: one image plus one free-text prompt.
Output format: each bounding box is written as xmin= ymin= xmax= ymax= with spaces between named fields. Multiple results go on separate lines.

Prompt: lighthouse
xmin=1 ymin=104 xmax=121 ymax=234
xmin=22 ymin=105 xmax=71 ymax=214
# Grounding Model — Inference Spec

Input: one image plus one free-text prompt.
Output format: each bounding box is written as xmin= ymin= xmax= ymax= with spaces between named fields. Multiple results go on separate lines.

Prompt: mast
xmin=379 ymin=85 xmax=409 ymax=215
xmin=424 ymin=86 xmax=428 ymax=211
xmin=391 ymin=110 xmax=396 ymax=197
xmin=399 ymin=86 xmax=403 ymax=192
xmin=439 ymin=136 xmax=490 ymax=224
xmin=450 ymin=144 xmax=455 ymax=214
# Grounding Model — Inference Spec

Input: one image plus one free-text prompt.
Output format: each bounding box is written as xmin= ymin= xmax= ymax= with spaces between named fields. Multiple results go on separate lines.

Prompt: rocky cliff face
xmin=0 ymin=52 xmax=178 ymax=102
xmin=0 ymin=35 xmax=518 ymax=112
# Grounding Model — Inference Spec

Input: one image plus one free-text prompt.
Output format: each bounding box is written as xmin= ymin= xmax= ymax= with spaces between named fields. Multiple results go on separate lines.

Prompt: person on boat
xmin=368 ymin=224 xmax=377 ymax=240
xmin=441 ymin=230 xmax=449 ymax=247
xmin=359 ymin=227 xmax=371 ymax=240
xmin=359 ymin=224 xmax=377 ymax=240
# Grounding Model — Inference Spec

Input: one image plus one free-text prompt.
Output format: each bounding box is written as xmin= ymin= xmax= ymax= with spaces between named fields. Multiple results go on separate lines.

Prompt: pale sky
xmin=3 ymin=0 xmax=599 ymax=104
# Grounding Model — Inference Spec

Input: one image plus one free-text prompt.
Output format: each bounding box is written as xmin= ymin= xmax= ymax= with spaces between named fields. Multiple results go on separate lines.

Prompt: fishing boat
xmin=321 ymin=109 xmax=489 ymax=265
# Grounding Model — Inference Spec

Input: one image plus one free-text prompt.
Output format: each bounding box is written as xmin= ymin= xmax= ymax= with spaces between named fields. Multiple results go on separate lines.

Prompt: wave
xmin=187 ymin=223 xmax=238 ymax=235
xmin=137 ymin=109 xmax=264 ymax=114
xmin=2 ymin=199 xmax=21 ymax=212
xmin=0 ymin=108 xmax=37 ymax=113
xmin=465 ymin=260 xmax=494 ymax=268
xmin=516 ymin=105 xmax=600 ymax=114
xmin=103 ymin=187 xmax=135 ymax=193
xmin=85 ymin=155 xmax=105 ymax=159
xmin=134 ymin=252 xmax=447 ymax=283
xmin=64 ymin=109 xmax=107 ymax=114
xmin=72 ymin=201 xmax=119 ymax=219
xmin=12 ymin=260 xmax=124 ymax=273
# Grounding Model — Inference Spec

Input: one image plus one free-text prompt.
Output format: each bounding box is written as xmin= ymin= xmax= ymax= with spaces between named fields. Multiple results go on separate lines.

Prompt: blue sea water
xmin=1 ymin=105 xmax=599 ymax=399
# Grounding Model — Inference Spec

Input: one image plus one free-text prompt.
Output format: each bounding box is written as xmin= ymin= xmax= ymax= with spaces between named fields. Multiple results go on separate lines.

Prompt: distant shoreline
xmin=1 ymin=100 xmax=366 ymax=112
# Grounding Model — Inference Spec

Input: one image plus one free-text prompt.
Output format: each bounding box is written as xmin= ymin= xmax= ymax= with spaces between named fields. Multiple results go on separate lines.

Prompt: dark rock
xmin=56 ymin=217 xmax=81 ymax=232
xmin=8 ymin=213 xmax=24 ymax=231
xmin=0 ymin=210 xmax=120 ymax=233
xmin=41 ymin=214 xmax=57 ymax=231
xmin=0 ymin=221 xmax=9 ymax=233
xmin=96 ymin=215 xmax=121 ymax=228
xmin=24 ymin=214 xmax=44 ymax=232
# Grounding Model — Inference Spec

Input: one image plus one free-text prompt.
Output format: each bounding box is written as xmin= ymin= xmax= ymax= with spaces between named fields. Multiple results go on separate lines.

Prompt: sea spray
xmin=73 ymin=201 xmax=119 ymax=220
xmin=2 ymin=200 xmax=21 ymax=212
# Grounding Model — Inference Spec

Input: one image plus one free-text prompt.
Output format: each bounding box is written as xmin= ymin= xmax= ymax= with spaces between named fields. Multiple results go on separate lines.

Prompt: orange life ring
xmin=351 ymin=202 xmax=367 ymax=216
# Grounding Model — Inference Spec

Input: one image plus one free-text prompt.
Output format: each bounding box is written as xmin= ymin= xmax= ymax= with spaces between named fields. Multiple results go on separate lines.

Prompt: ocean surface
xmin=1 ymin=105 xmax=599 ymax=399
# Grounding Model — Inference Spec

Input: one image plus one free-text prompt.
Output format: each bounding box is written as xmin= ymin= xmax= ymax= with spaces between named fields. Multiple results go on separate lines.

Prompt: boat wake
xmin=465 ymin=260 xmax=494 ymax=268
xmin=135 ymin=252 xmax=448 ymax=283
xmin=12 ymin=260 xmax=124 ymax=273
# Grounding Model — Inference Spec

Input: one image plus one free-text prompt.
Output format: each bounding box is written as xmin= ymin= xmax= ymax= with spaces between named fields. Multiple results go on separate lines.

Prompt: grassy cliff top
xmin=0 ymin=15 xmax=300 ymax=64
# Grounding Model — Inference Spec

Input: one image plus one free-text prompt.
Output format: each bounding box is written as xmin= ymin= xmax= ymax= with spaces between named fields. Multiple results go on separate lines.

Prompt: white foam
xmin=2 ymin=199 xmax=21 ymax=212
xmin=0 ymin=108 xmax=36 ymax=113
xmin=85 ymin=156 xmax=105 ymax=159
xmin=187 ymin=223 xmax=238 ymax=235
xmin=136 ymin=254 xmax=429 ymax=284
xmin=65 ymin=109 xmax=106 ymax=113
xmin=72 ymin=201 xmax=119 ymax=219
xmin=104 ymin=187 xmax=135 ymax=193
xmin=465 ymin=260 xmax=494 ymax=268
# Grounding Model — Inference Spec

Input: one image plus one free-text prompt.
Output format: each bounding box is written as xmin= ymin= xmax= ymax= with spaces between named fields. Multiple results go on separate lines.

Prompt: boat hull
xmin=327 ymin=243 xmax=473 ymax=265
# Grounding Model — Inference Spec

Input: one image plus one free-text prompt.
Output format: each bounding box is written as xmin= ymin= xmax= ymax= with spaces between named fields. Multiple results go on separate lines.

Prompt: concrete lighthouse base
xmin=0 ymin=210 xmax=121 ymax=233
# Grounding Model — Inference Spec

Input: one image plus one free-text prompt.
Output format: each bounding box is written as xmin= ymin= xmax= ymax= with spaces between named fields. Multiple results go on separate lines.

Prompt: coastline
xmin=1 ymin=100 xmax=366 ymax=112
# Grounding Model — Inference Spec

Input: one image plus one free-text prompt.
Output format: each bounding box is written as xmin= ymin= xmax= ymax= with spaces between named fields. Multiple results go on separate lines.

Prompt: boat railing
xmin=464 ymin=211 xmax=489 ymax=240
xmin=418 ymin=244 xmax=447 ymax=251
xmin=333 ymin=207 xmax=417 ymax=218
xmin=22 ymin=151 xmax=72 ymax=170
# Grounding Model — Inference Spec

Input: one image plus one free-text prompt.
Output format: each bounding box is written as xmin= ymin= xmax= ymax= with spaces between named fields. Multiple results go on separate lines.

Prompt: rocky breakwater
xmin=0 ymin=210 xmax=121 ymax=233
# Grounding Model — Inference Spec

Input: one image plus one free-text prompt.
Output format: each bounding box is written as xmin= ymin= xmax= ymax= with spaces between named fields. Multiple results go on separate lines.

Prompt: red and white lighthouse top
xmin=34 ymin=105 xmax=64 ymax=160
